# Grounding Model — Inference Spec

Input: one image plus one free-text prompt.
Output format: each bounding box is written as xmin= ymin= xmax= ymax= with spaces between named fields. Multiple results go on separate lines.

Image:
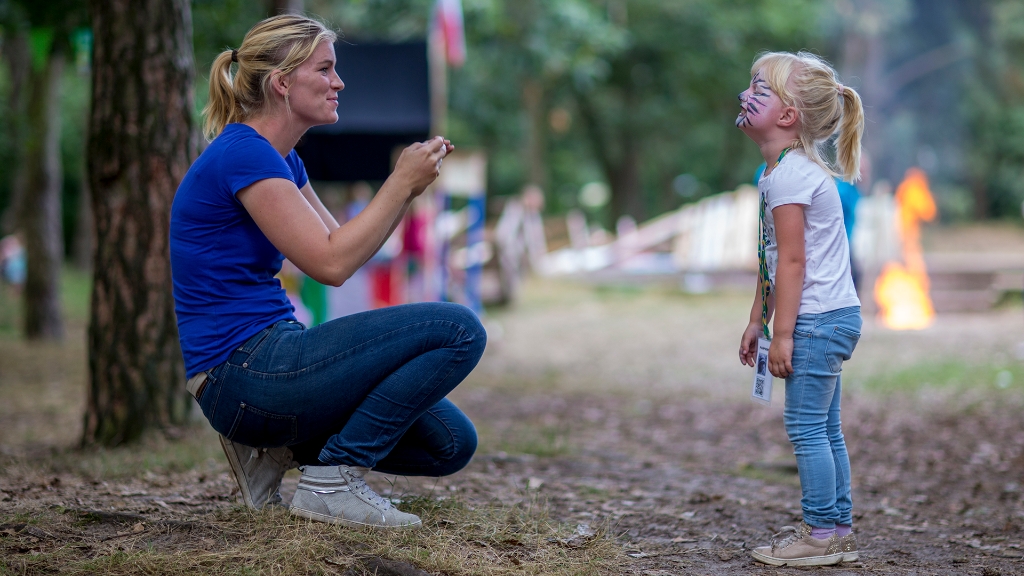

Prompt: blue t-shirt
xmin=170 ymin=123 xmax=308 ymax=378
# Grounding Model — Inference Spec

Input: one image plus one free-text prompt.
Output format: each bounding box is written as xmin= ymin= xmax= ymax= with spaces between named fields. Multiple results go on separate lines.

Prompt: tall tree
xmin=20 ymin=29 xmax=68 ymax=339
xmin=1 ymin=2 xmax=84 ymax=339
xmin=84 ymin=0 xmax=197 ymax=445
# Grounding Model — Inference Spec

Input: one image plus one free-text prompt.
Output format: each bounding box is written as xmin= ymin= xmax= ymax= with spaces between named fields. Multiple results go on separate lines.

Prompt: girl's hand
xmin=768 ymin=336 xmax=794 ymax=378
xmin=739 ymin=321 xmax=762 ymax=367
xmin=393 ymin=136 xmax=454 ymax=197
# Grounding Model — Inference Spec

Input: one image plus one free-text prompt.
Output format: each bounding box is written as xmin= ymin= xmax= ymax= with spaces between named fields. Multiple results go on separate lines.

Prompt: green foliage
xmin=858 ymin=359 xmax=1024 ymax=394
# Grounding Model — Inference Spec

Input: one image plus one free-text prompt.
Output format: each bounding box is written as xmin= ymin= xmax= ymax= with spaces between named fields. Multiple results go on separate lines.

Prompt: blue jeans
xmin=784 ymin=306 xmax=861 ymax=528
xmin=195 ymin=302 xmax=486 ymax=476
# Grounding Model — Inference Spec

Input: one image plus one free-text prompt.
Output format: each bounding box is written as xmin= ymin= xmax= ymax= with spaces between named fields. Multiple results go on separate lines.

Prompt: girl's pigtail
xmin=202 ymin=50 xmax=238 ymax=141
xmin=836 ymin=85 xmax=865 ymax=183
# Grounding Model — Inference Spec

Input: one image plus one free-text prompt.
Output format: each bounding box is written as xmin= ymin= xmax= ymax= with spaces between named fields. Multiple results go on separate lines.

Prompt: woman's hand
xmin=768 ymin=336 xmax=794 ymax=378
xmin=739 ymin=321 xmax=762 ymax=367
xmin=393 ymin=136 xmax=454 ymax=198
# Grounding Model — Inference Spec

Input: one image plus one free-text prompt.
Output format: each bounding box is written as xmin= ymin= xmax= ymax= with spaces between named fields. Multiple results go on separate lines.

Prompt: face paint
xmin=736 ymin=71 xmax=773 ymax=129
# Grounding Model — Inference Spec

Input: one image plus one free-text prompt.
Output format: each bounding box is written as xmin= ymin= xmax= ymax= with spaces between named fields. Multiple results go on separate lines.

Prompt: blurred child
xmin=735 ymin=52 xmax=864 ymax=566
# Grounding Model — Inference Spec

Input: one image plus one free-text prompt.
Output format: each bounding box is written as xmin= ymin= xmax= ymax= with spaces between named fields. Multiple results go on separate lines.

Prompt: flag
xmin=433 ymin=0 xmax=466 ymax=67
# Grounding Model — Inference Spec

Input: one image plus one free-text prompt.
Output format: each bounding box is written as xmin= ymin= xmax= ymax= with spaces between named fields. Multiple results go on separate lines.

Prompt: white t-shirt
xmin=759 ymin=151 xmax=860 ymax=315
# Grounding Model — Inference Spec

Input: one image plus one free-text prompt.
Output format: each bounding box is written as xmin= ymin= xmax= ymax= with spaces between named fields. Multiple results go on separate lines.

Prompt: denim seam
xmin=363 ymin=333 xmax=471 ymax=461
xmin=243 ymin=319 xmax=473 ymax=378
xmin=226 ymin=401 xmax=298 ymax=445
xmin=813 ymin=306 xmax=860 ymax=328
xmin=205 ymin=368 xmax=225 ymax=425
xmin=325 ymin=327 xmax=474 ymax=467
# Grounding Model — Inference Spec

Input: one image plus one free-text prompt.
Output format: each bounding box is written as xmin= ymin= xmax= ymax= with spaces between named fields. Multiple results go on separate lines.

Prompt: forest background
xmin=3 ymin=0 xmax=1024 ymax=262
xmin=1 ymin=0 xmax=1024 ymax=441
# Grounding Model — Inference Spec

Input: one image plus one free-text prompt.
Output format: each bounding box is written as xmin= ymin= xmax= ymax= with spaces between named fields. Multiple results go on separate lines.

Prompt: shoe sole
xmin=219 ymin=435 xmax=258 ymax=510
xmin=290 ymin=505 xmax=422 ymax=529
xmin=751 ymin=550 xmax=844 ymax=567
xmin=842 ymin=552 xmax=859 ymax=562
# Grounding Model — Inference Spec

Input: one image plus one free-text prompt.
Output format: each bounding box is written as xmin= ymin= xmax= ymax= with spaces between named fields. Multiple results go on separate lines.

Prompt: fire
xmin=874 ymin=168 xmax=937 ymax=330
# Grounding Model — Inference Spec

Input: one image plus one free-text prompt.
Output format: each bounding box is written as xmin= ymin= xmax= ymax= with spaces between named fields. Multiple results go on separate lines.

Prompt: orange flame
xmin=874 ymin=168 xmax=937 ymax=330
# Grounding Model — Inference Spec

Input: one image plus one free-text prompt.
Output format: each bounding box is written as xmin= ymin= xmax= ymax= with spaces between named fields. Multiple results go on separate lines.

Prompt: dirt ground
xmin=2 ymin=273 xmax=1024 ymax=575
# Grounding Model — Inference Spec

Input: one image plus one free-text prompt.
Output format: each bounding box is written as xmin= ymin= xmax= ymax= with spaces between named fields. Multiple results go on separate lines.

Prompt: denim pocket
xmin=824 ymin=326 xmax=860 ymax=374
xmin=225 ymin=402 xmax=297 ymax=448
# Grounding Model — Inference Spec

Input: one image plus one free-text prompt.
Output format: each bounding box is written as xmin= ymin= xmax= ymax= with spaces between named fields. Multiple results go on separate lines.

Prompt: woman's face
xmin=736 ymin=68 xmax=781 ymax=134
xmin=286 ymin=40 xmax=345 ymax=127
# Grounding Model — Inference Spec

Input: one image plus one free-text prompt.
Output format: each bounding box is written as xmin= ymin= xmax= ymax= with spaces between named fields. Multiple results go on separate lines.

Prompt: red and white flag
xmin=433 ymin=0 xmax=466 ymax=67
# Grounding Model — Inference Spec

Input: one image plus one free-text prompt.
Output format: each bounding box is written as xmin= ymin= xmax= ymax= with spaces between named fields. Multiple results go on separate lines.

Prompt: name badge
xmin=751 ymin=337 xmax=774 ymax=406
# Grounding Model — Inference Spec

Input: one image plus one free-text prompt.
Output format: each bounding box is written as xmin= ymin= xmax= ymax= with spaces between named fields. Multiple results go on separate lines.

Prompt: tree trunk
xmin=267 ymin=0 xmax=304 ymax=15
xmin=21 ymin=41 xmax=67 ymax=340
xmin=522 ymin=79 xmax=548 ymax=190
xmin=1 ymin=31 xmax=31 ymax=235
xmin=84 ymin=0 xmax=197 ymax=446
xmin=572 ymin=87 xmax=644 ymax=222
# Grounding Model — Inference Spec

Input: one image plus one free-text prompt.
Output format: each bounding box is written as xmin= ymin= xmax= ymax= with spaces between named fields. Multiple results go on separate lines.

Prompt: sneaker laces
xmin=345 ymin=474 xmax=392 ymax=510
xmin=770 ymin=526 xmax=800 ymax=551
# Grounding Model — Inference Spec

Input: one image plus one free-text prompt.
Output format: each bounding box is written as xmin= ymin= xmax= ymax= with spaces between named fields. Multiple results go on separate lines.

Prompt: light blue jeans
xmin=784 ymin=306 xmax=861 ymax=528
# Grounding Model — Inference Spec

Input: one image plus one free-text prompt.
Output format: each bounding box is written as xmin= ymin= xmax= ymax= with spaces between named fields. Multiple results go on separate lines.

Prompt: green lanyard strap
xmin=758 ymin=147 xmax=790 ymax=340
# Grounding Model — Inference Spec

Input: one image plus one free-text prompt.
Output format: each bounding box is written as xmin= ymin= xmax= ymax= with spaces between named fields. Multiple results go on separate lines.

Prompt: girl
xmin=736 ymin=51 xmax=864 ymax=566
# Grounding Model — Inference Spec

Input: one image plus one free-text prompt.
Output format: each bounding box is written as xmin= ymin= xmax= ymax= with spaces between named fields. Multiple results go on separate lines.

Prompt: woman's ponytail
xmin=202 ymin=50 xmax=239 ymax=141
xmin=836 ymin=85 xmax=865 ymax=183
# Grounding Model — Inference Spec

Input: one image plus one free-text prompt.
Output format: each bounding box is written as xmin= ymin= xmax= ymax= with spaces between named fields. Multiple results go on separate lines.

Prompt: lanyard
xmin=758 ymin=147 xmax=790 ymax=340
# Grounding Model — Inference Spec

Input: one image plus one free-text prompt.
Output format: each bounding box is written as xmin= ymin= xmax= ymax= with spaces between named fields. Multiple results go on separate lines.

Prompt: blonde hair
xmin=203 ymin=14 xmax=337 ymax=140
xmin=752 ymin=51 xmax=865 ymax=182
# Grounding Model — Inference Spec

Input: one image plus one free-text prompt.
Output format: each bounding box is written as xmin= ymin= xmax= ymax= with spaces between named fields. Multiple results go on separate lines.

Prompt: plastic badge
xmin=751 ymin=337 xmax=773 ymax=405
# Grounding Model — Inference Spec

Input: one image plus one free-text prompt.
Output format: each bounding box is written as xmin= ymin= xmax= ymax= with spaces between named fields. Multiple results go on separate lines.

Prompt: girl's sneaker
xmin=839 ymin=532 xmax=858 ymax=562
xmin=751 ymin=522 xmax=843 ymax=567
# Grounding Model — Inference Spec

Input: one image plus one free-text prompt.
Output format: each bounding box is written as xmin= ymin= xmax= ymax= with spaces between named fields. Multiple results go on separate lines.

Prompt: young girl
xmin=736 ymin=51 xmax=864 ymax=566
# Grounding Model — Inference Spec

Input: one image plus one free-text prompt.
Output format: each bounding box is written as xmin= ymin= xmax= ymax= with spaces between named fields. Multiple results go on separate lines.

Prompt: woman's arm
xmin=298 ymin=181 xmax=341 ymax=233
xmin=237 ymin=137 xmax=451 ymax=286
xmin=767 ymin=203 xmax=806 ymax=377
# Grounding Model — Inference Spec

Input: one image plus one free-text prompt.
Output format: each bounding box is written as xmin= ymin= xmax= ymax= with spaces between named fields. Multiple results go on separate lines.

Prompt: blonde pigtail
xmin=836 ymin=86 xmax=865 ymax=183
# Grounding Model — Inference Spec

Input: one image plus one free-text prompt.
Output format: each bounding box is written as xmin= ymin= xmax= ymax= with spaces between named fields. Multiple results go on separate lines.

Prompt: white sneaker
xmin=218 ymin=435 xmax=297 ymax=510
xmin=290 ymin=465 xmax=422 ymax=529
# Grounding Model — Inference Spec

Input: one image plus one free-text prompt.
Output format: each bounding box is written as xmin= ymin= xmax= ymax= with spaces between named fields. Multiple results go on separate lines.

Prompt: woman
xmin=169 ymin=15 xmax=485 ymax=529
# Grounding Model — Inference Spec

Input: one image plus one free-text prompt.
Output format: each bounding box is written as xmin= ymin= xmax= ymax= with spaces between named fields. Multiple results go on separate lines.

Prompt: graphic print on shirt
xmin=761 ymin=188 xmax=778 ymax=286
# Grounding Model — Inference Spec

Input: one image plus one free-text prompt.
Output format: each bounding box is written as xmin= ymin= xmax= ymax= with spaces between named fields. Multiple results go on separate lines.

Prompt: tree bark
xmin=522 ymin=79 xmax=548 ymax=190
xmin=572 ymin=86 xmax=644 ymax=222
xmin=267 ymin=0 xmax=304 ymax=15
xmin=21 ymin=39 xmax=67 ymax=340
xmin=84 ymin=0 xmax=197 ymax=446
xmin=1 ymin=31 xmax=31 ymax=235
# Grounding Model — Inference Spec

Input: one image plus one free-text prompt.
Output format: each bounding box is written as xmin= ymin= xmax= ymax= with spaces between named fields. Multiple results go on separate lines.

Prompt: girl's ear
xmin=778 ymin=106 xmax=799 ymax=128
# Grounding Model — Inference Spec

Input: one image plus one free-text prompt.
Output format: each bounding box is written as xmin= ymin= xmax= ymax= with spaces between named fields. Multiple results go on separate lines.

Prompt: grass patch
xmin=1 ymin=495 xmax=624 ymax=575
xmin=859 ymin=360 xmax=1024 ymax=395
xmin=0 ymin=265 xmax=91 ymax=338
xmin=48 ymin=424 xmax=225 ymax=480
xmin=490 ymin=423 xmax=574 ymax=459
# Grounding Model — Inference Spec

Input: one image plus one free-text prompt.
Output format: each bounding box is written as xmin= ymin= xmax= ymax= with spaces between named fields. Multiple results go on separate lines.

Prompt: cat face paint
xmin=736 ymin=70 xmax=773 ymax=129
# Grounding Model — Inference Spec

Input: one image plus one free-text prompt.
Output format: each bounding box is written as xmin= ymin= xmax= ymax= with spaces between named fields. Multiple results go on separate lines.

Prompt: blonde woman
xmin=169 ymin=15 xmax=484 ymax=529
xmin=735 ymin=51 xmax=865 ymax=566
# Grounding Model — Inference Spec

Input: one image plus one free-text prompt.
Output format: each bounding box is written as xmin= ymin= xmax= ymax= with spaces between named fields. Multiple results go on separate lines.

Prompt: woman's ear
xmin=778 ymin=106 xmax=799 ymax=128
xmin=269 ymin=70 xmax=290 ymax=98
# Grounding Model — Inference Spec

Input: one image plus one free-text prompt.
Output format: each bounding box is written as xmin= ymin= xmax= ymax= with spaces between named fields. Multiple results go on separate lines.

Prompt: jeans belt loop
xmin=186 ymin=371 xmax=208 ymax=401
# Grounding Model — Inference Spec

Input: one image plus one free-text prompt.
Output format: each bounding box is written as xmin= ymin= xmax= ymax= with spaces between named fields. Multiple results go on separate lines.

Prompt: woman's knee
xmin=446 ymin=419 xmax=478 ymax=474
xmin=430 ymin=302 xmax=487 ymax=356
